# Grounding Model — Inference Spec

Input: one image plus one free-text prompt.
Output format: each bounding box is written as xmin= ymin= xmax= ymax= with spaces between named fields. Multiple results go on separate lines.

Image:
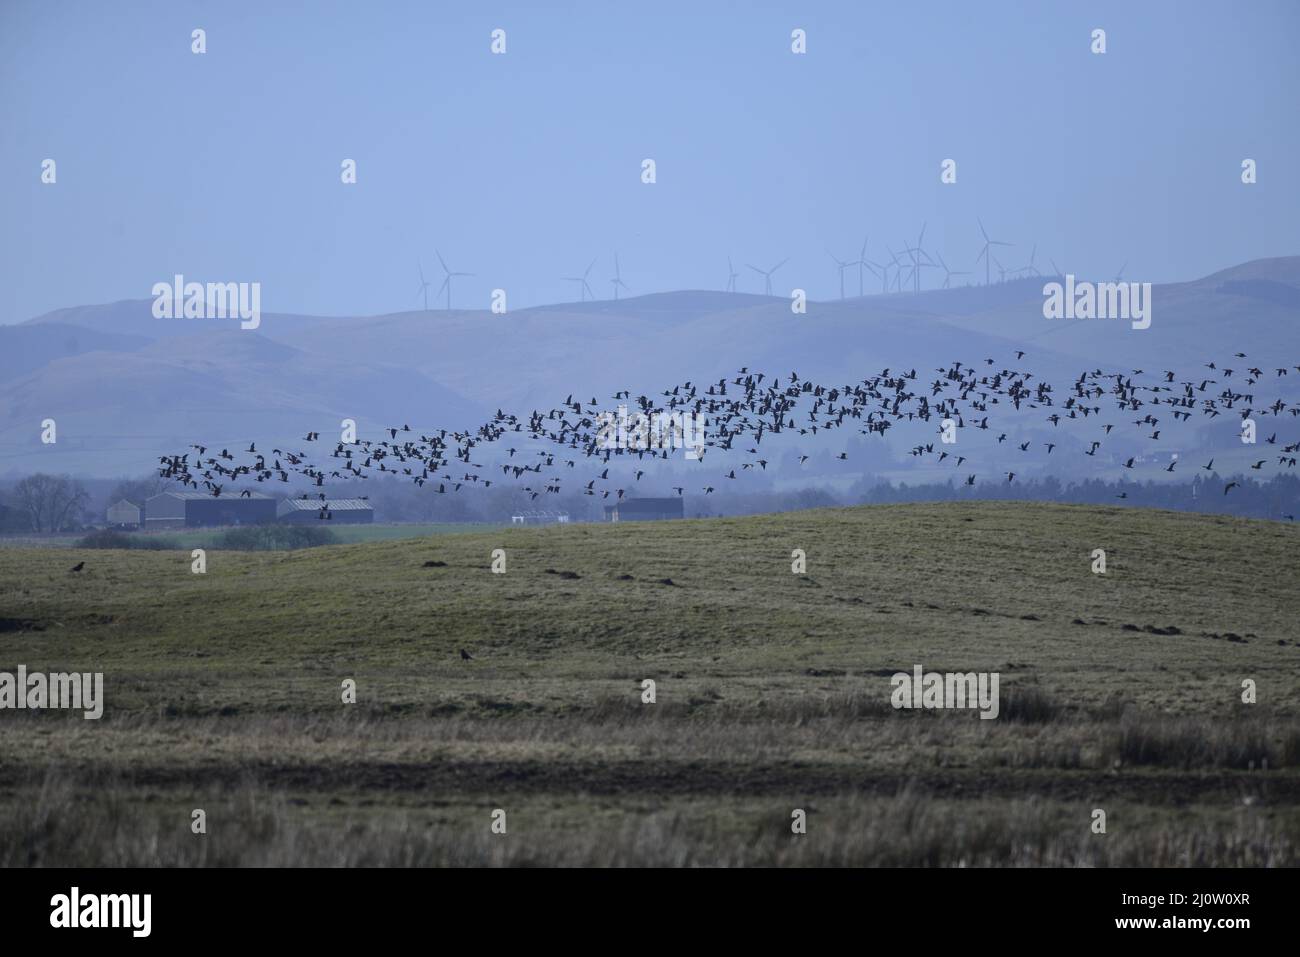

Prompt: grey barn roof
xmin=277 ymin=498 xmax=373 ymax=512
xmin=153 ymin=490 xmax=273 ymax=500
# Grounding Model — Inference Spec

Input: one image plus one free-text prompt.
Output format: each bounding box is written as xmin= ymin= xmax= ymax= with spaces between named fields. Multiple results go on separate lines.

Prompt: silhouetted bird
xmin=69 ymin=561 xmax=84 ymax=572
xmin=459 ymin=649 xmax=474 ymax=661
xmin=156 ymin=345 xmax=1299 ymax=518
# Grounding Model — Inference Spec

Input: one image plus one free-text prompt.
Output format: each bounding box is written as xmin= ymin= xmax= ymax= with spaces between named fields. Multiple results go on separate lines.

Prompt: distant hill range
xmin=2 ymin=257 xmax=1297 ymax=477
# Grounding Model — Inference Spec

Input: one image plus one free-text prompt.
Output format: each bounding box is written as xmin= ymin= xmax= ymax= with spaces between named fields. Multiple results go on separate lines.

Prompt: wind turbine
xmin=828 ymin=249 xmax=851 ymax=300
xmin=993 ymin=252 xmax=1010 ymax=284
xmin=726 ymin=256 xmax=740 ymax=292
xmin=880 ymin=248 xmax=898 ymax=293
xmin=1015 ymin=244 xmax=1041 ymax=277
xmin=854 ymin=235 xmax=881 ymax=297
xmin=935 ymin=251 xmax=969 ymax=289
xmin=899 ymin=227 xmax=941 ymax=291
xmin=886 ymin=248 xmax=906 ymax=292
xmin=436 ymin=250 xmax=473 ymax=311
xmin=746 ymin=258 xmax=787 ymax=296
xmin=900 ymin=242 xmax=917 ymax=291
xmin=416 ymin=262 xmax=431 ymax=312
xmin=609 ymin=253 xmax=630 ymax=300
xmin=562 ymin=258 xmax=598 ymax=301
xmin=911 ymin=223 xmax=931 ymax=292
xmin=902 ymin=223 xmax=937 ymax=293
xmin=975 ymin=219 xmax=1013 ymax=286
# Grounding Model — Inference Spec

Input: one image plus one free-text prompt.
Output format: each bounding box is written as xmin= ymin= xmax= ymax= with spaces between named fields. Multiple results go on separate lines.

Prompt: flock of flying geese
xmin=157 ymin=350 xmax=1300 ymax=516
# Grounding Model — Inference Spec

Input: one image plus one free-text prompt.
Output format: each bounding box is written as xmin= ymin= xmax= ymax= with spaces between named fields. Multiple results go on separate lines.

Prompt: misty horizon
xmin=9 ymin=252 xmax=1298 ymax=324
xmin=4 ymin=1 xmax=1298 ymax=321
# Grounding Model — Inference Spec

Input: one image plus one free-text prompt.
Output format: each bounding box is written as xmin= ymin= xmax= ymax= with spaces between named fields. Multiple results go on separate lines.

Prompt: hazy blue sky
xmin=2 ymin=0 xmax=1297 ymax=321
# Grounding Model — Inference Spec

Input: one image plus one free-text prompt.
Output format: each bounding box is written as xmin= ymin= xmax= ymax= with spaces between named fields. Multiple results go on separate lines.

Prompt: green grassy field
xmin=1 ymin=501 xmax=1298 ymax=866
xmin=141 ymin=521 xmax=504 ymax=549
xmin=0 ymin=522 xmax=503 ymax=550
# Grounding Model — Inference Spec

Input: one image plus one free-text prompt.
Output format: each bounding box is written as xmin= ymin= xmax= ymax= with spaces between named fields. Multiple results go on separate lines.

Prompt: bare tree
xmin=13 ymin=473 xmax=90 ymax=532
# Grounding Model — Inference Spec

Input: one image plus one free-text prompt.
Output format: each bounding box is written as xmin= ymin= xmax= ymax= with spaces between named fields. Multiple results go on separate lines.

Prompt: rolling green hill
xmin=1 ymin=502 xmax=1298 ymax=866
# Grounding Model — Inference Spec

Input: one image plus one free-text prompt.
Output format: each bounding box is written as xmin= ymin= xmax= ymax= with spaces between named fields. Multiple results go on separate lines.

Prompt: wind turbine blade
xmin=772 ymin=258 xmax=788 ymax=273
xmin=437 ymin=278 xmax=449 ymax=296
xmin=978 ymin=219 xmax=990 ymax=242
xmin=746 ymin=264 xmax=763 ymax=274
xmin=436 ymin=250 xmax=449 ymax=273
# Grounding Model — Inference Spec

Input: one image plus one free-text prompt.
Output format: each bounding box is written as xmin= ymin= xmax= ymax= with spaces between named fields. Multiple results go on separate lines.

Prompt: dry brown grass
xmin=1 ymin=502 xmax=1297 ymax=866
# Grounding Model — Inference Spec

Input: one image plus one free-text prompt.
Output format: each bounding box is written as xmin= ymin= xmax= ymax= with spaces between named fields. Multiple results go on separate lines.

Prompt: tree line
xmin=1 ymin=470 xmax=1295 ymax=534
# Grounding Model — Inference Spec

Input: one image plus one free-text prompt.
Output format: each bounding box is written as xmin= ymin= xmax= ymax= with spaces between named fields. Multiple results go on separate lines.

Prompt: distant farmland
xmin=0 ymin=522 xmax=505 ymax=549
xmin=149 ymin=521 xmax=507 ymax=549
xmin=1 ymin=501 xmax=1297 ymax=866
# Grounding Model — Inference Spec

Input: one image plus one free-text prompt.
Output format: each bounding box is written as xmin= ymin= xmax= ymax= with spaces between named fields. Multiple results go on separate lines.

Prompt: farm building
xmin=145 ymin=490 xmax=276 ymax=528
xmin=277 ymin=498 xmax=374 ymax=524
xmin=106 ymin=499 xmax=142 ymax=528
xmin=602 ymin=497 xmax=684 ymax=522
xmin=509 ymin=509 xmax=570 ymax=525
